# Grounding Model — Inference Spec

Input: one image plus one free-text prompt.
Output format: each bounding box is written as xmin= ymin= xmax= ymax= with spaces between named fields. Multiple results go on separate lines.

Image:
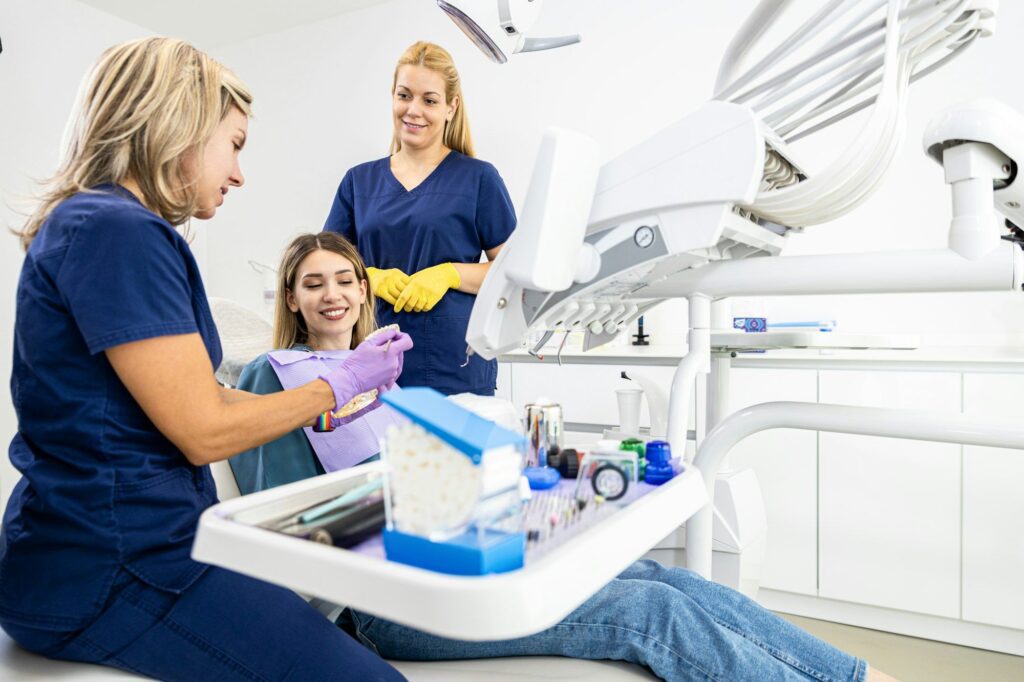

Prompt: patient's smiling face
xmin=286 ymin=249 xmax=367 ymax=351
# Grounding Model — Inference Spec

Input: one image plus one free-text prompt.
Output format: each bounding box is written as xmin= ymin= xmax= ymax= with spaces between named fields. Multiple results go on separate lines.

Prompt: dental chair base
xmin=648 ymin=469 xmax=767 ymax=599
xmin=0 ymin=629 xmax=657 ymax=681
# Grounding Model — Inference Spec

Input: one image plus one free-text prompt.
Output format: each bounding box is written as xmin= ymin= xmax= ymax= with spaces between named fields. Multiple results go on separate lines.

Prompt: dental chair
xmin=0 ymin=632 xmax=655 ymax=681
xmin=208 ymin=297 xmax=274 ymax=388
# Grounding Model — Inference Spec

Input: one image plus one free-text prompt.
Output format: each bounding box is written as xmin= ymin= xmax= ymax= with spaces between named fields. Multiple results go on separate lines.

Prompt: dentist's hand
xmin=367 ymin=267 xmax=410 ymax=306
xmin=319 ymin=328 xmax=413 ymax=410
xmin=362 ymin=328 xmax=412 ymax=392
xmin=393 ymin=263 xmax=461 ymax=313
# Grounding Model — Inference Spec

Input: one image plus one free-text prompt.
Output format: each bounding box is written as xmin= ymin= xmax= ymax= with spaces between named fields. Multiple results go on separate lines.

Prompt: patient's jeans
xmin=344 ymin=559 xmax=867 ymax=682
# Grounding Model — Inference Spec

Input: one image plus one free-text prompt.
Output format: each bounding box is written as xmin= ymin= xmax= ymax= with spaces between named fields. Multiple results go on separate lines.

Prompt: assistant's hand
xmin=393 ymin=263 xmax=461 ymax=313
xmin=367 ymin=267 xmax=410 ymax=306
xmin=320 ymin=328 xmax=414 ymax=410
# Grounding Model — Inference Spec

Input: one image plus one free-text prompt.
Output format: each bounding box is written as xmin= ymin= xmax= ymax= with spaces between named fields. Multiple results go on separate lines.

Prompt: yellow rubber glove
xmin=393 ymin=262 xmax=461 ymax=313
xmin=367 ymin=267 xmax=410 ymax=306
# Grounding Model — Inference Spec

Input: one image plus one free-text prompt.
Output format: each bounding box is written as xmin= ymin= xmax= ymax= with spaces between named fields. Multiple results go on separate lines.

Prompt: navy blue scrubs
xmin=0 ymin=187 xmax=402 ymax=681
xmin=324 ymin=151 xmax=516 ymax=396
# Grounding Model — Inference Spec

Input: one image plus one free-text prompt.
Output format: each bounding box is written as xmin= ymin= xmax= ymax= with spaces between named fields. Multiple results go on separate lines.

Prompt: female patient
xmin=234 ymin=232 xmax=897 ymax=682
xmin=230 ymin=232 xmax=408 ymax=492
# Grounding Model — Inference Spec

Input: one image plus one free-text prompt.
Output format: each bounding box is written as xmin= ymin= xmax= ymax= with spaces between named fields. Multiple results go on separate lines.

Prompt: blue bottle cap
xmin=645 ymin=440 xmax=672 ymax=466
xmin=524 ymin=466 xmax=561 ymax=490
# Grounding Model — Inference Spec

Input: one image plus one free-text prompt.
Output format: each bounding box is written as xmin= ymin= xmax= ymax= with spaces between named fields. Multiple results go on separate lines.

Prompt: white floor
xmin=783 ymin=614 xmax=1024 ymax=682
xmin=4 ymin=613 xmax=1021 ymax=680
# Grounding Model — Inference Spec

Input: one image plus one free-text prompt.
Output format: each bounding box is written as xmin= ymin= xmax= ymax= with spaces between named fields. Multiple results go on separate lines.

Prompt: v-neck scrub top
xmin=323 ymin=151 xmax=516 ymax=396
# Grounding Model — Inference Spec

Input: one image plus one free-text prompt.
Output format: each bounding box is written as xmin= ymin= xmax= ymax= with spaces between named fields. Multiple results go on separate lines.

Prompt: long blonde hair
xmin=17 ymin=37 xmax=253 ymax=250
xmin=273 ymin=233 xmax=377 ymax=350
xmin=389 ymin=41 xmax=474 ymax=157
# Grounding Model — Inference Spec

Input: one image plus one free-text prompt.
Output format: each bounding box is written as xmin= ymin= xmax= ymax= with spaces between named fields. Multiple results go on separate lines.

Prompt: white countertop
xmin=499 ymin=333 xmax=1024 ymax=372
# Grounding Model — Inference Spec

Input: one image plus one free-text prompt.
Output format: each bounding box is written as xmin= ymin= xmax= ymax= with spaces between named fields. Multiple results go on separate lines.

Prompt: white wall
xmin=205 ymin=0 xmax=1024 ymax=346
xmin=204 ymin=0 xmax=763 ymax=314
xmin=0 ymin=1 xmax=154 ymax=511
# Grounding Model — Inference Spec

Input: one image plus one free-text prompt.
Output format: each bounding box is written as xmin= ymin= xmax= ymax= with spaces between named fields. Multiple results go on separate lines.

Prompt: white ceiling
xmin=76 ymin=0 xmax=390 ymax=48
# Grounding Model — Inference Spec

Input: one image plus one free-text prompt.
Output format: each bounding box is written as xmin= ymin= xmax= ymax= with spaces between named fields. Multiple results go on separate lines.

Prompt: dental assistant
xmin=324 ymin=41 xmax=516 ymax=396
xmin=0 ymin=38 xmax=408 ymax=681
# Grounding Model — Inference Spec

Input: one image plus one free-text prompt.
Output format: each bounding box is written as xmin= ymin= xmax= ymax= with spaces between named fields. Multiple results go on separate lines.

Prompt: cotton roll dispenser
xmin=379 ymin=388 xmax=528 ymax=575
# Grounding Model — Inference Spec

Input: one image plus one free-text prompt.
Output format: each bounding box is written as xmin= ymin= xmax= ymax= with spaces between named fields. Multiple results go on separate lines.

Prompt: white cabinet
xmin=500 ymin=355 xmax=1024 ymax=647
xmin=962 ymin=374 xmax=1024 ymax=630
xmin=817 ymin=371 xmax=961 ymax=617
xmin=726 ymin=368 xmax=818 ymax=595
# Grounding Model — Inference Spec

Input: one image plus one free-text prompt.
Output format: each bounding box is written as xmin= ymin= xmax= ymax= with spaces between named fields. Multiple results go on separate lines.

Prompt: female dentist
xmin=324 ymin=41 xmax=515 ymax=396
xmin=0 ymin=37 xmax=409 ymax=681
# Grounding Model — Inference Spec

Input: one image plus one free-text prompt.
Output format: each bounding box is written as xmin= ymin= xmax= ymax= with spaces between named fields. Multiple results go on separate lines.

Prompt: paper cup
xmin=616 ymin=388 xmax=643 ymax=435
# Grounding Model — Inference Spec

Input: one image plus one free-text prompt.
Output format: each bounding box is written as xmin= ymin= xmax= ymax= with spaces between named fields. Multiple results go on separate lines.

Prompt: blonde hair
xmin=273 ymin=233 xmax=377 ymax=350
xmin=17 ymin=37 xmax=253 ymax=250
xmin=389 ymin=41 xmax=474 ymax=157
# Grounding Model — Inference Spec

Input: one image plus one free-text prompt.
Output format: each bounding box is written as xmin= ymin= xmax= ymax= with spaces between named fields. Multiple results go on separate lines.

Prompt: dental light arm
xmin=923 ymin=98 xmax=1024 ymax=260
xmin=437 ymin=0 xmax=580 ymax=64
xmin=719 ymin=0 xmax=995 ymax=228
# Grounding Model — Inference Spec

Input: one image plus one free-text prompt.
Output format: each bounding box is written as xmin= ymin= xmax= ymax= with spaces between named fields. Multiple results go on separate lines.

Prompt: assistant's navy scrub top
xmin=323 ymin=151 xmax=516 ymax=396
xmin=0 ymin=186 xmax=221 ymax=631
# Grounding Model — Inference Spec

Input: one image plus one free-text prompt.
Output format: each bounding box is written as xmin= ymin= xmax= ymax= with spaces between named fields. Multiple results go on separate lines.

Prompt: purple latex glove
xmin=379 ymin=332 xmax=412 ymax=392
xmin=362 ymin=329 xmax=412 ymax=391
xmin=319 ymin=329 xmax=413 ymax=411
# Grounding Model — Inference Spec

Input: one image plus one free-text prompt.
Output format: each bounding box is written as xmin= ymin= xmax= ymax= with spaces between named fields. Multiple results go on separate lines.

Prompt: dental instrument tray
xmin=193 ymin=459 xmax=706 ymax=641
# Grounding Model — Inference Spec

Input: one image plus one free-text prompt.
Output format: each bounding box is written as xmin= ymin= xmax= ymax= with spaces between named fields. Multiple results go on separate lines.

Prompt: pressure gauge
xmin=634 ymin=225 xmax=655 ymax=249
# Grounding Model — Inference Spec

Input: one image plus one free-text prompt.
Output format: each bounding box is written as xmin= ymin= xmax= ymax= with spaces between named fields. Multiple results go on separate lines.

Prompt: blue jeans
xmin=345 ymin=560 xmax=867 ymax=682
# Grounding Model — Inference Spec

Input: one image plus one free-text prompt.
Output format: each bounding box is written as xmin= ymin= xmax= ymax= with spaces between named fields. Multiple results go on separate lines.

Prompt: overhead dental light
xmin=437 ymin=0 xmax=580 ymax=64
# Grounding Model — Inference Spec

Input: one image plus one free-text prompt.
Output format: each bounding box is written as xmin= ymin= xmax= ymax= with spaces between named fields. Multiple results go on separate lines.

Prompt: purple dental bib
xmin=267 ymin=348 xmax=406 ymax=471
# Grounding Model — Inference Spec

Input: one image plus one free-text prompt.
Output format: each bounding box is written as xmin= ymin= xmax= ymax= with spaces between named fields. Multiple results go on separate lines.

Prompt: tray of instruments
xmin=193 ymin=460 xmax=707 ymax=641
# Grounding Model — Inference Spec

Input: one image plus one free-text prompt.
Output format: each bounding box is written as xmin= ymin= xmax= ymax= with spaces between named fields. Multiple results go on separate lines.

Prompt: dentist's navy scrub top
xmin=324 ymin=151 xmax=516 ymax=396
xmin=0 ymin=186 xmax=221 ymax=631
